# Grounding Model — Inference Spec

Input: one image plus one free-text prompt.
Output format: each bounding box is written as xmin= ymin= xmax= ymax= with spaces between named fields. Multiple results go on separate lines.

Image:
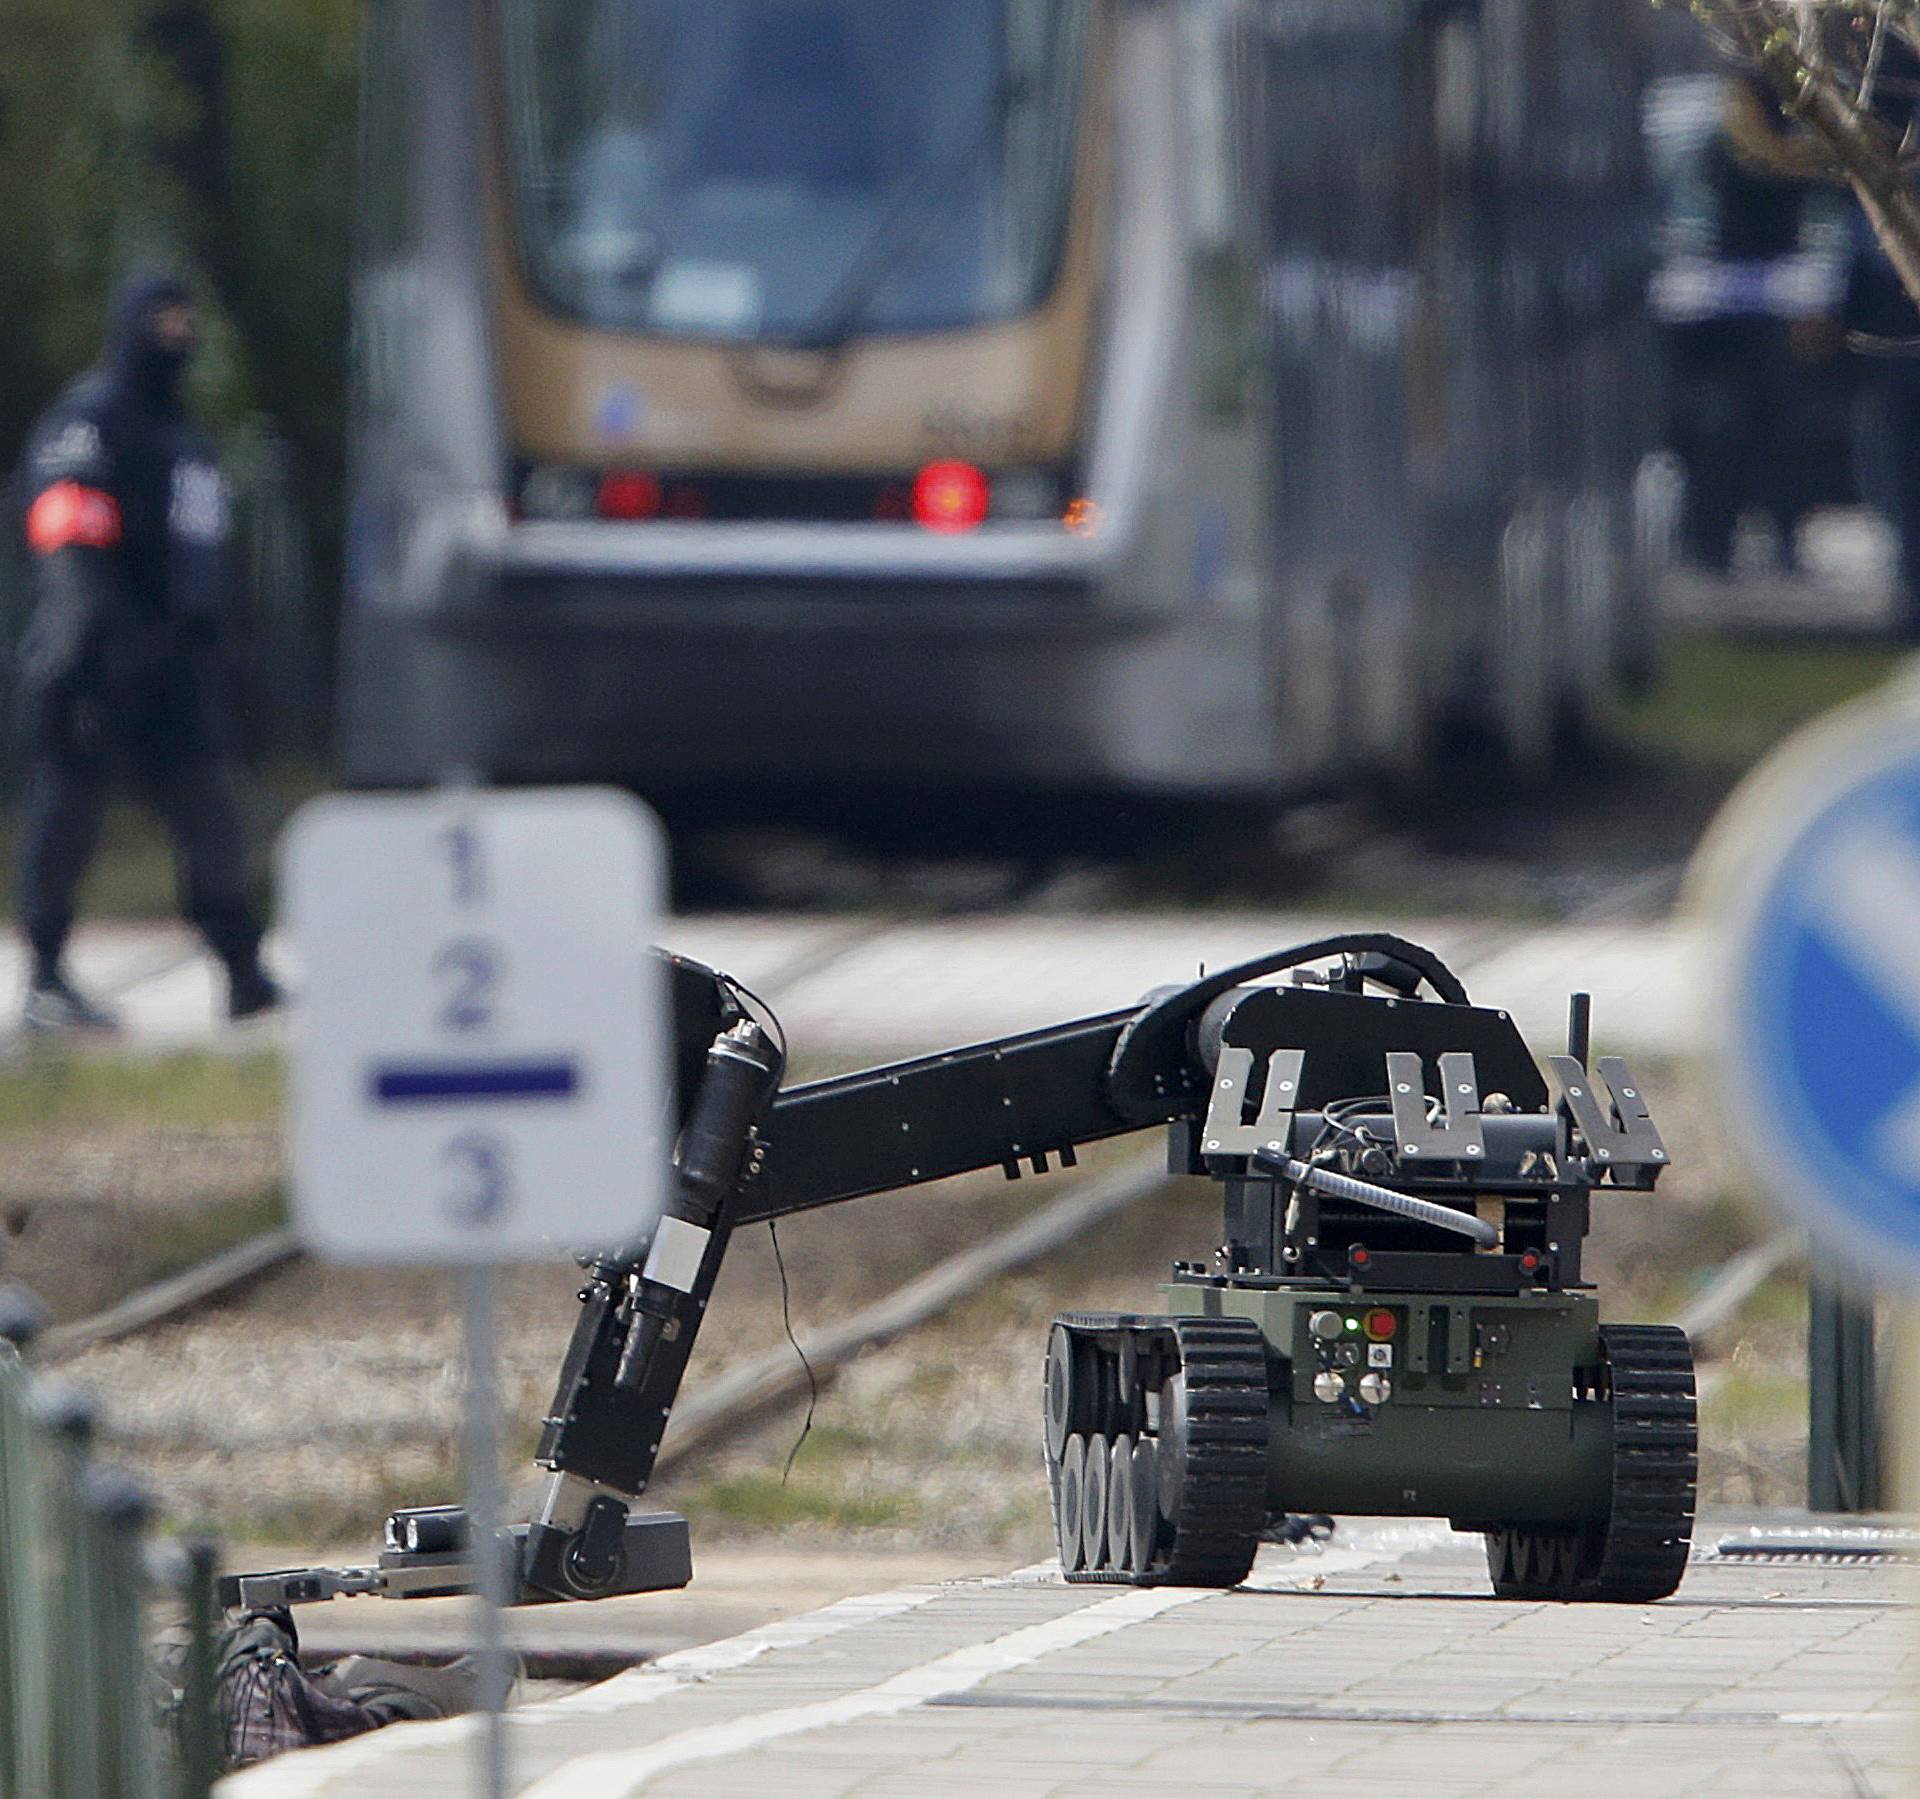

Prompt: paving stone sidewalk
xmin=219 ymin=1512 xmax=1917 ymax=1799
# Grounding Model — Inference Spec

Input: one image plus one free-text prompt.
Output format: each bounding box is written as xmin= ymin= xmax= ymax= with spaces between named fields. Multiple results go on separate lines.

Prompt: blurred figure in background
xmin=10 ymin=273 xmax=279 ymax=1031
xmin=1843 ymin=209 xmax=1920 ymax=641
xmin=1649 ymin=75 xmax=1849 ymax=575
xmin=1839 ymin=32 xmax=1920 ymax=645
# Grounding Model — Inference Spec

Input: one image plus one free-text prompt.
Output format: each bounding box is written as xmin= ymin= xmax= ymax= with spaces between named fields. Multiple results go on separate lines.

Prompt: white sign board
xmin=281 ymin=787 xmax=667 ymax=1262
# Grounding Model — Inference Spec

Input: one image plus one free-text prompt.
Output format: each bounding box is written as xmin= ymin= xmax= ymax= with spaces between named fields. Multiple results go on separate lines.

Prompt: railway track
xmin=31 ymin=865 xmax=1718 ymax=1435
xmin=26 ymin=884 xmax=1092 ymax=1359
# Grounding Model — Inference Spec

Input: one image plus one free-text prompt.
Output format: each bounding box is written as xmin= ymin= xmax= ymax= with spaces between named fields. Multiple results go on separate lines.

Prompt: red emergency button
xmin=1363 ymin=1308 xmax=1397 ymax=1342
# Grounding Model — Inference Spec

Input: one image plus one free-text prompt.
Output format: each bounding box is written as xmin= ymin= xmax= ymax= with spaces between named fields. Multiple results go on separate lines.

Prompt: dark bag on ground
xmin=152 ymin=1608 xmax=464 ymax=1772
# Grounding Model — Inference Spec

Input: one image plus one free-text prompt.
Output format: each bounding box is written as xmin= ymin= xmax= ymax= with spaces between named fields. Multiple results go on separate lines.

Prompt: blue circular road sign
xmin=1715 ymin=704 xmax=1920 ymax=1279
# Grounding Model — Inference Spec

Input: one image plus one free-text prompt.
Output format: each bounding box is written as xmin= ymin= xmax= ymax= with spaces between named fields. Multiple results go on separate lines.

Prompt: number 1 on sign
xmin=443 ymin=823 xmax=484 ymax=908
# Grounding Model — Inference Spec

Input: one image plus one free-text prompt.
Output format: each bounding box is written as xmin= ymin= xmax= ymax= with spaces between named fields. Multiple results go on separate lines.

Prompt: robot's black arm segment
xmin=735 ymin=936 xmax=1551 ymax=1226
xmin=740 ymin=934 xmax=1497 ymax=1225
xmin=1106 ymin=931 xmax=1473 ymax=1113
xmin=737 ymin=1010 xmax=1142 ymax=1225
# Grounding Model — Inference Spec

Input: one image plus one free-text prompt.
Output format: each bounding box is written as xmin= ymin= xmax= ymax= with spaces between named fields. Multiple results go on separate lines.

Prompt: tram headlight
xmin=516 ymin=463 xmax=597 ymax=521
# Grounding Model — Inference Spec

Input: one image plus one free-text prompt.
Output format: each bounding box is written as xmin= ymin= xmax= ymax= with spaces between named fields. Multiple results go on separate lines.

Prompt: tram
xmin=337 ymin=0 xmax=1662 ymax=794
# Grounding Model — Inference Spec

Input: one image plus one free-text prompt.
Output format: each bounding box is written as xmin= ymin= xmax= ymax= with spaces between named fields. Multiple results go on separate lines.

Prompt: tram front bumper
xmin=342 ymin=516 xmax=1186 ymax=789
xmin=467 ymin=517 xmax=1151 ymax=642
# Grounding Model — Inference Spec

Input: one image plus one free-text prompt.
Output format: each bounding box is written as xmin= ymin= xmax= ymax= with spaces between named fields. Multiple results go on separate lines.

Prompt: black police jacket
xmin=15 ymin=276 xmax=232 ymax=711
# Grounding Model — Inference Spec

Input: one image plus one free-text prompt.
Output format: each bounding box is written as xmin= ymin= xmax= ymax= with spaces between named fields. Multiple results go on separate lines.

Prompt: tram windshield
xmin=498 ymin=0 xmax=1091 ymax=341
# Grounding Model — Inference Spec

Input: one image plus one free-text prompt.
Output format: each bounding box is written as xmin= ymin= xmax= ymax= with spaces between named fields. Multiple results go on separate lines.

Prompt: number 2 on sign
xmin=443 ymin=1131 xmax=511 ymax=1228
xmin=435 ymin=937 xmax=501 ymax=1034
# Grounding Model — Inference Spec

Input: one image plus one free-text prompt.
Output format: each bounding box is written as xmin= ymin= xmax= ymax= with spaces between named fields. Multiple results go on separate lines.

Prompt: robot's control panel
xmin=1301 ymin=1306 xmax=1402 ymax=1409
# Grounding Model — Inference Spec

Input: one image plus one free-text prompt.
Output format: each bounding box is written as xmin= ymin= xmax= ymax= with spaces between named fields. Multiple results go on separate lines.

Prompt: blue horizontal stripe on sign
xmin=370 ymin=1059 xmax=580 ymax=1104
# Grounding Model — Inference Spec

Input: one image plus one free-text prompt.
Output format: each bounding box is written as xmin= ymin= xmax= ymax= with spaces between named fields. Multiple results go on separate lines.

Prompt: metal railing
xmin=0 ymin=1282 xmax=219 ymax=1799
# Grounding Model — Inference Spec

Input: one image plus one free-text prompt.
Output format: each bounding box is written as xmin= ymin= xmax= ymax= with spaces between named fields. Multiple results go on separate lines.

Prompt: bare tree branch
xmin=1690 ymin=0 xmax=1920 ymax=311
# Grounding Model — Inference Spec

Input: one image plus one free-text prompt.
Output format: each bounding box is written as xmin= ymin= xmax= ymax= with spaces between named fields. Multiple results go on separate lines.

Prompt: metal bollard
xmin=0 ymin=1339 xmax=39 ymax=1798
xmin=84 ymin=1466 xmax=160 ymax=1799
xmin=175 ymin=1538 xmax=222 ymax=1799
xmin=36 ymin=1381 xmax=109 ymax=1799
xmin=1 ymin=1311 xmax=58 ymax=1799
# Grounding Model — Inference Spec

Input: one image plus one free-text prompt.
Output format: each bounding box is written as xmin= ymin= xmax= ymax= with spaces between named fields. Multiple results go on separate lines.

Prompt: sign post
xmin=461 ymin=1261 xmax=509 ymax=1795
xmin=280 ymin=786 xmax=667 ymax=1795
xmin=1807 ymin=1272 xmax=1881 ymax=1512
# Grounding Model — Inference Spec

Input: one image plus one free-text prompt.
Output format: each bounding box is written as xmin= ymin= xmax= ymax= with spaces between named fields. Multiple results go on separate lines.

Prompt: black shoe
xmin=226 ymin=964 xmax=283 ymax=1022
xmin=22 ymin=970 xmax=121 ymax=1034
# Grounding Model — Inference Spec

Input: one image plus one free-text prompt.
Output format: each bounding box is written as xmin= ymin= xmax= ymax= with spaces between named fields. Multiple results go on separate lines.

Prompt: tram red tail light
xmin=597 ymin=470 xmax=662 ymax=520
xmin=912 ymin=460 xmax=990 ymax=533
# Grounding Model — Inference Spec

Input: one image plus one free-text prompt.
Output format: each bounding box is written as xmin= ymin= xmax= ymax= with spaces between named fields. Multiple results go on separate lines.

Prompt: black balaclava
xmin=105 ymin=271 xmax=197 ymax=412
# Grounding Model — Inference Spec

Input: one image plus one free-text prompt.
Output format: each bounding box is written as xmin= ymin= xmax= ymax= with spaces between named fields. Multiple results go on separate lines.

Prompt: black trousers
xmin=17 ymin=661 xmax=263 ymax=978
xmin=1666 ymin=316 xmax=1808 ymax=571
xmin=1854 ymin=367 xmax=1920 ymax=641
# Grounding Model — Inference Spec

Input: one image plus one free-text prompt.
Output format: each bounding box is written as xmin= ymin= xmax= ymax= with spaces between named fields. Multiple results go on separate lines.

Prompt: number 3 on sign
xmin=443 ymin=1131 xmax=512 ymax=1228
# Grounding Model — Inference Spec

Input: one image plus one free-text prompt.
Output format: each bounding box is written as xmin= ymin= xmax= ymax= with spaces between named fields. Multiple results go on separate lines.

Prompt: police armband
xmin=26 ymin=482 xmax=124 ymax=556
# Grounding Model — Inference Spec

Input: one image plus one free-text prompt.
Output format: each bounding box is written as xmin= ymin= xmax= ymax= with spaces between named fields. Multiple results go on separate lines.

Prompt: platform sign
xmin=281 ymin=787 xmax=666 ymax=1262
xmin=1708 ymin=700 xmax=1920 ymax=1283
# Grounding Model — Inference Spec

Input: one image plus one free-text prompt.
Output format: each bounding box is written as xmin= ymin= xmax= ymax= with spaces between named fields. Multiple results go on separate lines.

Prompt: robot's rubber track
xmin=1486 ymin=1322 xmax=1695 ymax=1603
xmin=1580 ymin=1323 xmax=1697 ymax=1603
xmin=1050 ymin=1314 xmax=1268 ymax=1588
xmin=1153 ymin=1317 xmax=1269 ymax=1588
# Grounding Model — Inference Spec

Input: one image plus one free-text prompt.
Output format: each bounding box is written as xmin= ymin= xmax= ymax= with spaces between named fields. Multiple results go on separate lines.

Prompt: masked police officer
xmin=13 ymin=272 xmax=279 ymax=1030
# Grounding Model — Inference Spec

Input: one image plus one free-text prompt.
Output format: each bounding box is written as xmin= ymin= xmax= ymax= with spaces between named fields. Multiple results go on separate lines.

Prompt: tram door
xmin=1260 ymin=1 xmax=1430 ymax=773
xmin=1258 ymin=0 xmax=1656 ymax=773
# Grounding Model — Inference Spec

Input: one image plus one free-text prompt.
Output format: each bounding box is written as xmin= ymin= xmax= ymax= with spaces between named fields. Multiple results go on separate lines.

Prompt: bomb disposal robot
xmin=229 ymin=934 xmax=1694 ymax=1612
